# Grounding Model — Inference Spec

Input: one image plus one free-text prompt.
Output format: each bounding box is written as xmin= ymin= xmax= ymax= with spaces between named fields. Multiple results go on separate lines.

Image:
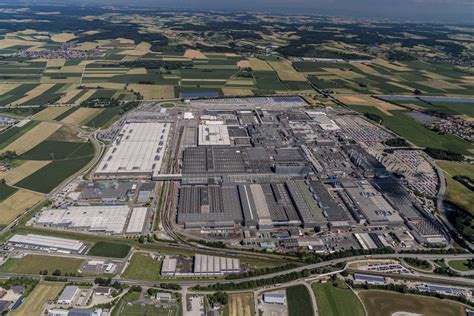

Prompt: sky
xmin=20 ymin=0 xmax=474 ymax=23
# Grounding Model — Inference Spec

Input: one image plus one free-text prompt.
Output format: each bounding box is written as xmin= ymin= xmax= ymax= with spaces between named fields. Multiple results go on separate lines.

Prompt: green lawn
xmin=123 ymin=253 xmax=162 ymax=281
xmin=312 ymin=282 xmax=364 ymax=316
xmin=87 ymin=241 xmax=131 ymax=258
xmin=347 ymin=105 xmax=473 ymax=155
xmin=448 ymin=260 xmax=473 ymax=272
xmin=0 ymin=254 xmax=83 ymax=275
xmin=286 ymin=285 xmax=313 ymax=316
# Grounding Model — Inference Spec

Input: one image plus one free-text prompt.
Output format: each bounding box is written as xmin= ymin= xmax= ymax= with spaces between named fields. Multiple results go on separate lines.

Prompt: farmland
xmin=0 ymin=254 xmax=83 ymax=275
xmin=0 ymin=189 xmax=44 ymax=225
xmin=312 ymin=282 xmax=364 ymax=316
xmin=87 ymin=241 xmax=131 ymax=258
xmin=286 ymin=285 xmax=314 ymax=316
xmin=358 ymin=290 xmax=466 ymax=316
xmin=11 ymin=282 xmax=64 ymax=316
xmin=123 ymin=253 xmax=162 ymax=281
xmin=228 ymin=292 xmax=254 ymax=316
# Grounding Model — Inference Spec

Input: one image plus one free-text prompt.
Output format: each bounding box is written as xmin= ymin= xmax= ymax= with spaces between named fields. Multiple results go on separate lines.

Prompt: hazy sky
xmin=20 ymin=0 xmax=474 ymax=23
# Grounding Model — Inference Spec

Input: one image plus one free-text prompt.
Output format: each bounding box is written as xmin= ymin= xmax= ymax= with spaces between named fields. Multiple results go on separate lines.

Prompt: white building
xmin=263 ymin=292 xmax=286 ymax=305
xmin=126 ymin=207 xmax=148 ymax=234
xmin=95 ymin=122 xmax=170 ymax=178
xmin=57 ymin=286 xmax=79 ymax=305
xmin=7 ymin=234 xmax=86 ymax=254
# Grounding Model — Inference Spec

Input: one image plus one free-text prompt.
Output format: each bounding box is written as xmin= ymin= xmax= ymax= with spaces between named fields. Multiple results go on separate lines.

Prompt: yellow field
xmin=32 ymin=106 xmax=70 ymax=120
xmin=1 ymin=160 xmax=51 ymax=185
xmin=374 ymin=59 xmax=411 ymax=71
xmin=351 ymin=62 xmax=384 ymax=76
xmin=128 ymin=84 xmax=175 ymax=99
xmin=237 ymin=60 xmax=251 ymax=69
xmin=51 ymin=32 xmax=77 ymax=43
xmin=228 ymin=293 xmax=254 ymax=316
xmin=46 ymin=59 xmax=66 ymax=68
xmin=247 ymin=58 xmax=273 ymax=71
xmin=222 ymin=88 xmax=254 ymax=96
xmin=119 ymin=41 xmax=151 ymax=56
xmin=268 ymin=60 xmax=306 ymax=81
xmin=338 ymin=95 xmax=404 ymax=115
xmin=1 ymin=122 xmax=62 ymax=155
xmin=75 ymin=41 xmax=99 ymax=50
xmin=57 ymin=89 xmax=81 ymax=104
xmin=80 ymin=82 xmax=126 ymax=90
xmin=0 ymin=189 xmax=44 ymax=225
xmin=0 ymin=83 xmax=20 ymax=94
xmin=61 ymin=107 xmax=100 ymax=125
xmin=73 ymin=89 xmax=96 ymax=105
xmin=12 ymin=283 xmax=64 ymax=316
xmin=0 ymin=38 xmax=41 ymax=49
xmin=126 ymin=68 xmax=147 ymax=75
xmin=226 ymin=79 xmax=254 ymax=86
xmin=184 ymin=49 xmax=207 ymax=59
xmin=8 ymin=84 xmax=55 ymax=106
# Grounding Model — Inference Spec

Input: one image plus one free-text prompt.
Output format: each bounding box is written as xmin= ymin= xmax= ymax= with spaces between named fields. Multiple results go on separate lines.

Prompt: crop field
xmin=0 ymin=189 xmax=44 ymax=225
xmin=11 ymin=282 xmax=64 ymax=316
xmin=87 ymin=241 xmax=131 ymax=258
xmin=60 ymin=107 xmax=101 ymax=125
xmin=268 ymin=60 xmax=306 ymax=81
xmin=312 ymin=282 xmax=364 ymax=316
xmin=0 ymin=254 xmax=83 ymax=274
xmin=0 ymin=121 xmax=62 ymax=155
xmin=128 ymin=84 xmax=175 ymax=99
xmin=228 ymin=292 xmax=254 ymax=316
xmin=123 ymin=253 xmax=162 ymax=281
xmin=286 ymin=285 xmax=313 ymax=316
xmin=359 ymin=290 xmax=466 ymax=316
xmin=1 ymin=159 xmax=51 ymax=184
xmin=0 ymin=121 xmax=39 ymax=150
xmin=337 ymin=95 xmax=404 ymax=115
xmin=32 ymin=106 xmax=71 ymax=121
xmin=437 ymin=160 xmax=474 ymax=215
xmin=0 ymin=182 xmax=17 ymax=201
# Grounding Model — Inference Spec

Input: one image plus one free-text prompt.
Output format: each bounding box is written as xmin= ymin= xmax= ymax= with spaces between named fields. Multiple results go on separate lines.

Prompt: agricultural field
xmin=122 ymin=253 xmax=162 ymax=281
xmin=286 ymin=285 xmax=314 ymax=316
xmin=436 ymin=160 xmax=474 ymax=215
xmin=312 ymin=281 xmax=364 ymax=316
xmin=0 ymin=254 xmax=83 ymax=275
xmin=0 ymin=189 xmax=44 ymax=225
xmin=358 ymin=290 xmax=466 ymax=316
xmin=87 ymin=241 xmax=131 ymax=258
xmin=228 ymin=292 xmax=254 ymax=316
xmin=11 ymin=282 xmax=64 ymax=316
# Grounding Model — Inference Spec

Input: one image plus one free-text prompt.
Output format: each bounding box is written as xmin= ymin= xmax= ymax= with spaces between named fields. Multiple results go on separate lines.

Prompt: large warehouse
xmin=95 ymin=122 xmax=170 ymax=178
xmin=35 ymin=205 xmax=147 ymax=235
xmin=7 ymin=234 xmax=87 ymax=254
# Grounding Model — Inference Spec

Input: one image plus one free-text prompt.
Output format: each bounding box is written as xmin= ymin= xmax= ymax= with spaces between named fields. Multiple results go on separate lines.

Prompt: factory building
xmin=95 ymin=122 xmax=170 ymax=179
xmin=57 ymin=286 xmax=80 ymax=305
xmin=263 ymin=292 xmax=286 ymax=305
xmin=161 ymin=255 xmax=240 ymax=277
xmin=7 ymin=234 xmax=86 ymax=254
xmin=35 ymin=205 xmax=147 ymax=235
xmin=198 ymin=123 xmax=230 ymax=146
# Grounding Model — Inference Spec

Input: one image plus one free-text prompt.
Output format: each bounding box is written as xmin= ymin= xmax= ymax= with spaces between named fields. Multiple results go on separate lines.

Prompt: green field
xmin=87 ymin=241 xmax=131 ymax=258
xmin=0 ymin=121 xmax=39 ymax=149
xmin=111 ymin=291 xmax=177 ymax=316
xmin=20 ymin=140 xmax=92 ymax=160
xmin=347 ymin=105 xmax=473 ymax=155
xmin=0 ymin=182 xmax=18 ymax=201
xmin=286 ymin=285 xmax=314 ymax=316
xmin=359 ymin=290 xmax=466 ymax=316
xmin=437 ymin=160 xmax=474 ymax=215
xmin=123 ymin=253 xmax=162 ymax=281
xmin=448 ymin=260 xmax=473 ymax=272
xmin=312 ymin=282 xmax=364 ymax=316
xmin=0 ymin=254 xmax=83 ymax=275
xmin=84 ymin=107 xmax=121 ymax=128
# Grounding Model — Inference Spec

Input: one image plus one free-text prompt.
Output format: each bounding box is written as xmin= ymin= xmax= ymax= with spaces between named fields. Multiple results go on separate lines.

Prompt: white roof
xmin=96 ymin=122 xmax=170 ymax=177
xmin=126 ymin=207 xmax=147 ymax=233
xmin=198 ymin=124 xmax=230 ymax=146
xmin=9 ymin=234 xmax=85 ymax=252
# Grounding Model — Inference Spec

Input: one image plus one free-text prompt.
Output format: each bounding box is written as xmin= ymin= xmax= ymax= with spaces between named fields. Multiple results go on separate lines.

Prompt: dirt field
xmin=1 ymin=122 xmax=62 ymax=155
xmin=119 ymin=41 xmax=151 ymax=56
xmin=126 ymin=68 xmax=147 ymax=75
xmin=32 ymin=106 xmax=70 ymax=120
xmin=228 ymin=293 xmax=255 ymax=316
xmin=237 ymin=60 xmax=251 ymax=69
xmin=46 ymin=59 xmax=66 ymax=68
xmin=57 ymin=89 xmax=81 ymax=104
xmin=0 ymin=189 xmax=44 ymax=224
xmin=61 ymin=107 xmax=100 ymax=125
xmin=9 ymin=84 xmax=55 ymax=106
xmin=268 ymin=60 xmax=306 ymax=81
xmin=222 ymin=88 xmax=254 ymax=96
xmin=184 ymin=49 xmax=207 ymax=59
xmin=51 ymin=32 xmax=77 ymax=43
xmin=12 ymin=283 xmax=64 ymax=316
xmin=128 ymin=84 xmax=175 ymax=99
xmin=337 ymin=95 xmax=404 ymax=115
xmin=1 ymin=160 xmax=51 ymax=185
xmin=0 ymin=84 xmax=20 ymax=94
xmin=248 ymin=58 xmax=273 ymax=71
